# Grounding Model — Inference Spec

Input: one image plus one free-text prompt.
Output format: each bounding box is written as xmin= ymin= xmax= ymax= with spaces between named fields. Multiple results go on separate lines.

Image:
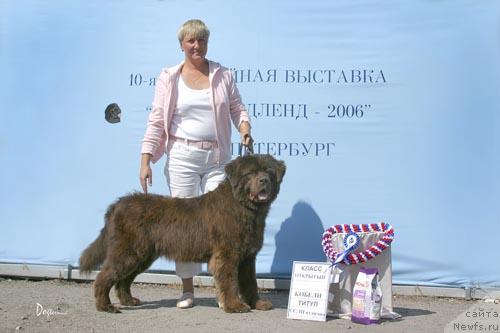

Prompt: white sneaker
xmin=176 ymin=292 xmax=194 ymax=309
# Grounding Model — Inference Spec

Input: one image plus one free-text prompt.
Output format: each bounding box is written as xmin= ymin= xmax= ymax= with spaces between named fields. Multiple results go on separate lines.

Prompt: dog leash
xmin=239 ymin=134 xmax=254 ymax=156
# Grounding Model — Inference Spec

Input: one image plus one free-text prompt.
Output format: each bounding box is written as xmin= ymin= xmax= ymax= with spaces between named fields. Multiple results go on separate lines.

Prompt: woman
xmin=139 ymin=19 xmax=252 ymax=309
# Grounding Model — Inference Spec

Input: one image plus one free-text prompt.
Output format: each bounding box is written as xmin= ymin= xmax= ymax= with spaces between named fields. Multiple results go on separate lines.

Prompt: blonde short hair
xmin=177 ymin=19 xmax=210 ymax=43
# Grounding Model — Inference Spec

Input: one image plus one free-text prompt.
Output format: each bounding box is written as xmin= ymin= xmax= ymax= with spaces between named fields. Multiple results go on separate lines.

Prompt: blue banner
xmin=1 ymin=0 xmax=499 ymax=288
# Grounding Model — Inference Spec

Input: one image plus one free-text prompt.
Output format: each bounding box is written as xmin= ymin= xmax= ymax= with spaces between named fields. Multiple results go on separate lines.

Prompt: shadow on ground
xmin=393 ymin=307 xmax=434 ymax=317
xmin=122 ymin=290 xmax=291 ymax=311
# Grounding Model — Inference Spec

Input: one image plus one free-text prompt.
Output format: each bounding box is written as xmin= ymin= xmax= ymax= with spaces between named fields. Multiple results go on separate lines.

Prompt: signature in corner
xmin=36 ymin=303 xmax=68 ymax=318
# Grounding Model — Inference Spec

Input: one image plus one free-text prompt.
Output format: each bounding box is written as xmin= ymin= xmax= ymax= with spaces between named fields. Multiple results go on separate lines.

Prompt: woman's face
xmin=181 ymin=35 xmax=208 ymax=62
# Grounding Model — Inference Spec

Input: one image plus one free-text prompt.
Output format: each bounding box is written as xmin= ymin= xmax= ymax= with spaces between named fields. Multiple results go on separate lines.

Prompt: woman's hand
xmin=239 ymin=121 xmax=252 ymax=146
xmin=140 ymin=154 xmax=153 ymax=194
xmin=239 ymin=121 xmax=254 ymax=154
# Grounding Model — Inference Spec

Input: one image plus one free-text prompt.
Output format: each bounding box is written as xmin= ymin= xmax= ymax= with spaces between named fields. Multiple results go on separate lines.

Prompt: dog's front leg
xmin=209 ymin=251 xmax=251 ymax=313
xmin=238 ymin=256 xmax=273 ymax=311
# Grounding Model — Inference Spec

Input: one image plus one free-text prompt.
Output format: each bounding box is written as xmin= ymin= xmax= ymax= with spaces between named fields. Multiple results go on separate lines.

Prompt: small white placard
xmin=287 ymin=261 xmax=332 ymax=322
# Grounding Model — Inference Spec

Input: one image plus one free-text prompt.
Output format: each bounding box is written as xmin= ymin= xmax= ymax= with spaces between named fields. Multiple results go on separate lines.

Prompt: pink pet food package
xmin=351 ymin=267 xmax=382 ymax=325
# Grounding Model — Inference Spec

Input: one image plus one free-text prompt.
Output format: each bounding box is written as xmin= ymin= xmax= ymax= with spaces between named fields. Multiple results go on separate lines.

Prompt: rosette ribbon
xmin=327 ymin=232 xmax=359 ymax=282
xmin=331 ymin=232 xmax=360 ymax=267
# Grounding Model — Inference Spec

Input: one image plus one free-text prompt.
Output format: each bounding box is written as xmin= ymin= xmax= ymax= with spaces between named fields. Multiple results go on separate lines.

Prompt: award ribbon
xmin=322 ymin=223 xmax=395 ymax=266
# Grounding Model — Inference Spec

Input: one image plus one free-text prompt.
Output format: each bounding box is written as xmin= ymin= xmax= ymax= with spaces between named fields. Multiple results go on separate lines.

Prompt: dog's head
xmin=225 ymin=154 xmax=286 ymax=209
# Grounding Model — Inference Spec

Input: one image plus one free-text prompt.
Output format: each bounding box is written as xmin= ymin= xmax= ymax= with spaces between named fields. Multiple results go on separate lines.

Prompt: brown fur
xmin=79 ymin=154 xmax=285 ymax=313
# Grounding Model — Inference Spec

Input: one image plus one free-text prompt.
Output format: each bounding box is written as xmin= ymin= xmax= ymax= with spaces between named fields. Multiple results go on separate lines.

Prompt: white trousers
xmin=164 ymin=141 xmax=229 ymax=279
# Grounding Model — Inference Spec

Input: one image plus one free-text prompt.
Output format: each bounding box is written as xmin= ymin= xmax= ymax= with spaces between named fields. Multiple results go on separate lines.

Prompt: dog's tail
xmin=78 ymin=227 xmax=107 ymax=275
xmin=78 ymin=205 xmax=115 ymax=274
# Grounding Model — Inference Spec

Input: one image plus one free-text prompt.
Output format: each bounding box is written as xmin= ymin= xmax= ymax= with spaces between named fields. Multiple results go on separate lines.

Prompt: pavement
xmin=0 ymin=277 xmax=497 ymax=333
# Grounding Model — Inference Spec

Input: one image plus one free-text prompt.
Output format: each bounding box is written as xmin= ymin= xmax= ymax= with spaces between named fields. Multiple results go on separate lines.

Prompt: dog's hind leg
xmin=94 ymin=254 xmax=142 ymax=313
xmin=238 ymin=256 xmax=272 ymax=311
xmin=115 ymin=273 xmax=140 ymax=306
xmin=209 ymin=251 xmax=251 ymax=313
xmin=94 ymin=264 xmax=121 ymax=313
xmin=115 ymin=256 xmax=155 ymax=306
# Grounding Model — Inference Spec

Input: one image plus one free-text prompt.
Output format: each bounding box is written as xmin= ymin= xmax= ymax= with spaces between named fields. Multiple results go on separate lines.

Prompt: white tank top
xmin=169 ymin=76 xmax=216 ymax=141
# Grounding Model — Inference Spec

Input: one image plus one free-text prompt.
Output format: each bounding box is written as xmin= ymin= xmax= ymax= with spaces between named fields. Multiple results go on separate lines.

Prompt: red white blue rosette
xmin=322 ymin=223 xmax=395 ymax=265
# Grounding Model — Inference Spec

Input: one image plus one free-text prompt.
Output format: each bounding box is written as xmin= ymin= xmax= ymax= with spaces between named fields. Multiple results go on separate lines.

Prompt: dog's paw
xmin=120 ymin=297 xmax=141 ymax=306
xmin=255 ymin=299 xmax=273 ymax=311
xmin=223 ymin=301 xmax=251 ymax=313
xmin=97 ymin=303 xmax=121 ymax=313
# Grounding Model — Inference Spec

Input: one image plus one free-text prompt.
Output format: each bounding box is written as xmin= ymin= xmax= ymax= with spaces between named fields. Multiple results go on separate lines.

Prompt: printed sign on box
xmin=287 ymin=261 xmax=331 ymax=322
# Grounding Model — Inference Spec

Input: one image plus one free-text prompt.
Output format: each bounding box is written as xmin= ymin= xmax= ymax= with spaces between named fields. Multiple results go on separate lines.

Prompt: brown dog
xmin=79 ymin=154 xmax=285 ymax=313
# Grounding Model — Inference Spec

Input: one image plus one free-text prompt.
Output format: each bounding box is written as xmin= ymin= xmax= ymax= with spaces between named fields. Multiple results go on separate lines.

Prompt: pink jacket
xmin=141 ymin=60 xmax=250 ymax=164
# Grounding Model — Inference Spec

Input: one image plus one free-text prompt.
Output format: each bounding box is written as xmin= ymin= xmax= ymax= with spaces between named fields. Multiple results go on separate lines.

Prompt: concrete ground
xmin=0 ymin=277 xmax=496 ymax=333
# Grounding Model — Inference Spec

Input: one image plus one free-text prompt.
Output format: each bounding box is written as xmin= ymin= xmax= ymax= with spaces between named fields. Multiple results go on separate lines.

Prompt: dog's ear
xmin=275 ymin=160 xmax=286 ymax=184
xmin=260 ymin=155 xmax=286 ymax=184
